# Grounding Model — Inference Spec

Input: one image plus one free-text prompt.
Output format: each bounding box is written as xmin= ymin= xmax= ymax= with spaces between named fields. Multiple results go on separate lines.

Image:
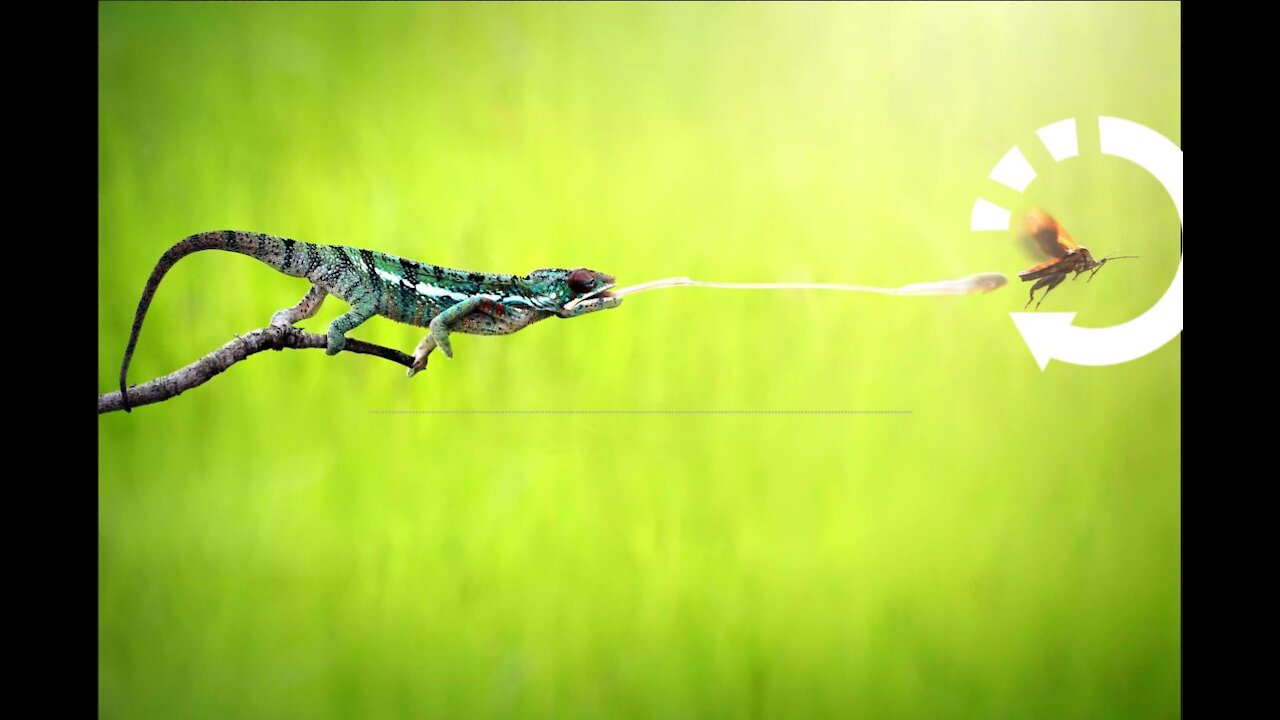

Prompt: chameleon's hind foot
xmin=406 ymin=335 xmax=437 ymax=378
xmin=272 ymin=285 xmax=329 ymax=329
xmin=325 ymin=333 xmax=346 ymax=356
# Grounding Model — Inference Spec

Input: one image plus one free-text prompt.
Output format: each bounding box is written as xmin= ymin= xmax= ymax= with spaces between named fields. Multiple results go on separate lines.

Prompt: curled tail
xmin=118 ymin=230 xmax=307 ymax=412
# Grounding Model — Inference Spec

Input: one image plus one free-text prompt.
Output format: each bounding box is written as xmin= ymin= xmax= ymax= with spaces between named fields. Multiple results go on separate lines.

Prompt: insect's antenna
xmin=1088 ymin=251 xmax=1140 ymax=281
xmin=1101 ymin=249 xmax=1140 ymax=262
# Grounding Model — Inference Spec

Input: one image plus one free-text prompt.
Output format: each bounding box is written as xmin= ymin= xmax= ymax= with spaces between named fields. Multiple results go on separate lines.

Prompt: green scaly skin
xmin=118 ymin=230 xmax=621 ymax=411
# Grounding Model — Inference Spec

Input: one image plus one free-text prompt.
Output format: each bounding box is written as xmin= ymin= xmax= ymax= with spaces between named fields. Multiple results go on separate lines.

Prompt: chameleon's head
xmin=525 ymin=267 xmax=621 ymax=317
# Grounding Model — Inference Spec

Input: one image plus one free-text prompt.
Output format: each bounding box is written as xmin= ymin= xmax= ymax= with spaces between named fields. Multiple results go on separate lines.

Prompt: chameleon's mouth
xmin=561 ymin=283 xmax=617 ymax=311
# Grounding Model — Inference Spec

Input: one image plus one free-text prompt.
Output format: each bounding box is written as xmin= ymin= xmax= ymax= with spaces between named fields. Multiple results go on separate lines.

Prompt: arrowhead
xmin=1009 ymin=312 xmax=1076 ymax=370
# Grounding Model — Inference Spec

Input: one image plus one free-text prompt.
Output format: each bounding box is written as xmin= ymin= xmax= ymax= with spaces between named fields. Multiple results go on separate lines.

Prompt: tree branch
xmin=98 ymin=325 xmax=414 ymax=414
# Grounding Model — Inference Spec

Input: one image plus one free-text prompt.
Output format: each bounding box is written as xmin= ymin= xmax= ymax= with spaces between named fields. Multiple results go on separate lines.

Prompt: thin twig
xmin=98 ymin=325 xmax=413 ymax=415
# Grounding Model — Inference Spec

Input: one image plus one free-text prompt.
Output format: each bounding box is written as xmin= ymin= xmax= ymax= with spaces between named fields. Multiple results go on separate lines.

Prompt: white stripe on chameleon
xmin=486 ymin=294 xmax=558 ymax=309
xmin=374 ymin=267 xmax=469 ymax=302
xmin=416 ymin=283 xmax=472 ymax=302
xmin=373 ymin=267 xmax=551 ymax=307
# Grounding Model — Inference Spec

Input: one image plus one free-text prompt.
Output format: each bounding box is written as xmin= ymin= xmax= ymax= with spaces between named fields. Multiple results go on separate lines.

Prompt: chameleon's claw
xmin=407 ymin=353 xmax=429 ymax=377
xmin=407 ymin=335 xmax=437 ymax=377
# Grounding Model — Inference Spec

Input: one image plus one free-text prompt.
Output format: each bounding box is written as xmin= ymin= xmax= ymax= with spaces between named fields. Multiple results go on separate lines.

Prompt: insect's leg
xmin=1026 ymin=278 xmax=1050 ymax=309
xmin=427 ymin=296 xmax=489 ymax=359
xmin=270 ymin=285 xmax=328 ymax=328
xmin=407 ymin=334 xmax=437 ymax=378
xmin=325 ymin=300 xmax=377 ymax=355
xmin=1034 ymin=274 xmax=1068 ymax=310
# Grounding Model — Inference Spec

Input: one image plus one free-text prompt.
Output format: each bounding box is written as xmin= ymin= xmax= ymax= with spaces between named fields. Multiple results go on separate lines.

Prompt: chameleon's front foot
xmin=324 ymin=305 xmax=375 ymax=357
xmin=434 ymin=333 xmax=453 ymax=359
xmin=427 ymin=320 xmax=454 ymax=360
xmin=406 ymin=335 xmax=437 ymax=378
xmin=421 ymin=295 xmax=485 ymax=364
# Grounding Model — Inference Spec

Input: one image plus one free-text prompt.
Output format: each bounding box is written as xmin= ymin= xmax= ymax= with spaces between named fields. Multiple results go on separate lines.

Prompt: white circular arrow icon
xmin=973 ymin=116 xmax=1183 ymax=370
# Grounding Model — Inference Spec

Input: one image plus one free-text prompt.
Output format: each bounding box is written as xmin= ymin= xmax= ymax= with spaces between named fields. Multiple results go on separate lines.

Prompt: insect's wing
xmin=1018 ymin=256 xmax=1066 ymax=281
xmin=1020 ymin=208 xmax=1079 ymax=259
xmin=1053 ymin=220 xmax=1080 ymax=252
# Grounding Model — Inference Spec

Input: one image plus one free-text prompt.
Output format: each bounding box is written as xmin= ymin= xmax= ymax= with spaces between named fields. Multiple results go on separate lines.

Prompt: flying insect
xmin=1018 ymin=208 xmax=1137 ymax=309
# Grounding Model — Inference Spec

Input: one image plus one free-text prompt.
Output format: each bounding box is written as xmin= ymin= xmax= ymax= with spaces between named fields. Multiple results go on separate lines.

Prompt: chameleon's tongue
xmin=607 ymin=277 xmax=695 ymax=298
xmin=604 ymin=273 xmax=1009 ymax=299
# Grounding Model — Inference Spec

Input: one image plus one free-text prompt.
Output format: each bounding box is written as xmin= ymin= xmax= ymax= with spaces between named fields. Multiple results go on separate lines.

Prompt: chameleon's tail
xmin=118 ymin=231 xmax=305 ymax=412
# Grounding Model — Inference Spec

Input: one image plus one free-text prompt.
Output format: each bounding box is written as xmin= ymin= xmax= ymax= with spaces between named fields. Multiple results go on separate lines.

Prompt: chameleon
xmin=118 ymin=230 xmax=621 ymax=411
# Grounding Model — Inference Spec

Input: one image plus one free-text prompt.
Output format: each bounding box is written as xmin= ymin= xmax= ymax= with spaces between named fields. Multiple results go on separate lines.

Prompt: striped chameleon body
xmin=118 ymin=231 xmax=620 ymax=411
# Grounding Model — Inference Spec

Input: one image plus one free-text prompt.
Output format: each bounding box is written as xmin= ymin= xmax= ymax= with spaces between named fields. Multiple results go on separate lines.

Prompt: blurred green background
xmin=99 ymin=2 xmax=1180 ymax=718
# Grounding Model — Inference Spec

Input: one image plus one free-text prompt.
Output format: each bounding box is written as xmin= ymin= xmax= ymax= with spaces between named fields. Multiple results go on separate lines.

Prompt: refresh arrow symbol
xmin=1009 ymin=116 xmax=1183 ymax=370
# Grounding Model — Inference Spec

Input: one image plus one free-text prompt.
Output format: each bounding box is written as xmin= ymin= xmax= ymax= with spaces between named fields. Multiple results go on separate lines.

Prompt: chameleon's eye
xmin=567 ymin=268 xmax=595 ymax=294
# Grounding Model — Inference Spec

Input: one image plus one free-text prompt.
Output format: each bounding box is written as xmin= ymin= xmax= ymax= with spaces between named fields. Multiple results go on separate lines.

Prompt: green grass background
xmin=98 ymin=2 xmax=1181 ymax=717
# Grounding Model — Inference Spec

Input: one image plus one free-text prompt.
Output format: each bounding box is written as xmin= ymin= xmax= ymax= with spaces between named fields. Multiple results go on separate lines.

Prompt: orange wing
xmin=1021 ymin=207 xmax=1079 ymax=259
